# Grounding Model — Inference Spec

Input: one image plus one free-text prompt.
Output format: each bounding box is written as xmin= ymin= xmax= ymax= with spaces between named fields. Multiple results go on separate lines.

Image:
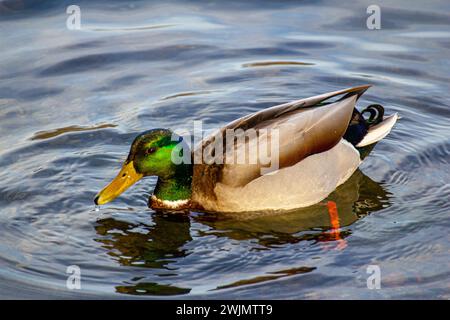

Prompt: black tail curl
xmin=361 ymin=104 xmax=384 ymax=125
xmin=343 ymin=104 xmax=385 ymax=146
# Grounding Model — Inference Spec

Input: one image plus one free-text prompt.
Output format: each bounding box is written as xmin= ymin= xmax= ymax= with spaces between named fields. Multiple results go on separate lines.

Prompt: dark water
xmin=0 ymin=0 xmax=449 ymax=299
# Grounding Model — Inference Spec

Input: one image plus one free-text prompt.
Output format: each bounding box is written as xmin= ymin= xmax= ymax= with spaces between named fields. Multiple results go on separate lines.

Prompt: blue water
xmin=0 ymin=0 xmax=449 ymax=299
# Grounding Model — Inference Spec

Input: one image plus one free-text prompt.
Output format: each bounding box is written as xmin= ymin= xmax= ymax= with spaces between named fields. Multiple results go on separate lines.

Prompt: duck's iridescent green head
xmin=94 ymin=129 xmax=188 ymax=205
xmin=128 ymin=129 xmax=182 ymax=179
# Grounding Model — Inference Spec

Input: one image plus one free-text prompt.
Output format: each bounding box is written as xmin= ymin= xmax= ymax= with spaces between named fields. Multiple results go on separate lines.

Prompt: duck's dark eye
xmin=146 ymin=147 xmax=156 ymax=154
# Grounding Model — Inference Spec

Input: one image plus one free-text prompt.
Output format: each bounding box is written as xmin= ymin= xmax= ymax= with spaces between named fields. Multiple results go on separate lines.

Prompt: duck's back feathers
xmin=191 ymin=86 xmax=371 ymax=211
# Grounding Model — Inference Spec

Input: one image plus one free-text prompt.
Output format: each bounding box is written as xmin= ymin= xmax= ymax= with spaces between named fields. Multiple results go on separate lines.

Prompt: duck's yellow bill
xmin=94 ymin=161 xmax=143 ymax=205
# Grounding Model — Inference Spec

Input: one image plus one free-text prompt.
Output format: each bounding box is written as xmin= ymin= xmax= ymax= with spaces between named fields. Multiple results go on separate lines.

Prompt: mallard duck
xmin=94 ymin=85 xmax=397 ymax=212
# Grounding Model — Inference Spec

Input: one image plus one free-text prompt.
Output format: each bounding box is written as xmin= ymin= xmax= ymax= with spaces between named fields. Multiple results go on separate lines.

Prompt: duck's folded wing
xmin=194 ymin=85 xmax=370 ymax=190
xmin=211 ymin=85 xmax=370 ymax=134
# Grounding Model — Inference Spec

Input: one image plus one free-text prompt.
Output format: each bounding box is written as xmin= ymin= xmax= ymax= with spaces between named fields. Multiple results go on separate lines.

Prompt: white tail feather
xmin=356 ymin=113 xmax=398 ymax=147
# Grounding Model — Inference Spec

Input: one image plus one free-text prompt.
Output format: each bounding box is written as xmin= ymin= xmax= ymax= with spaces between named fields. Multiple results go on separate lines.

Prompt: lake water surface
xmin=0 ymin=0 xmax=449 ymax=299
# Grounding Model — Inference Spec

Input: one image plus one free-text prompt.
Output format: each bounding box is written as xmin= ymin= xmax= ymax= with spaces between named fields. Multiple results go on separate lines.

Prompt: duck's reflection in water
xmin=95 ymin=214 xmax=192 ymax=295
xmin=94 ymin=168 xmax=391 ymax=295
